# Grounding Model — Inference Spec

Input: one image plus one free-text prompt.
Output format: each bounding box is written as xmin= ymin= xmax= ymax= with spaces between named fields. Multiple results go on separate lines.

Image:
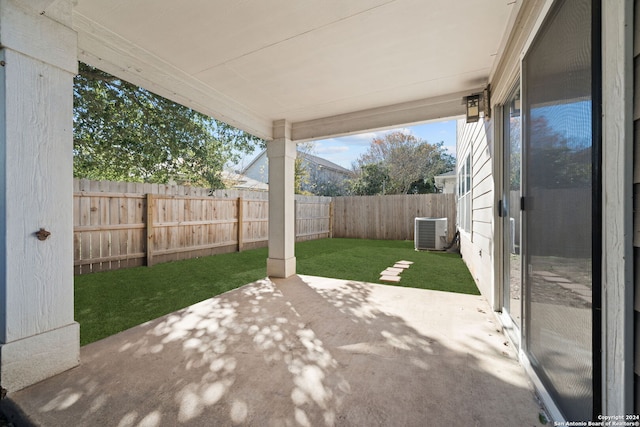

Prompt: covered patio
xmin=4 ymin=275 xmax=541 ymax=426
xmin=0 ymin=0 xmax=518 ymax=395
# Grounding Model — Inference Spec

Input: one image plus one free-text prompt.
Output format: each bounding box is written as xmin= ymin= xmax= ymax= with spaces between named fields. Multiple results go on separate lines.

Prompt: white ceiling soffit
xmin=73 ymin=0 xmax=514 ymax=141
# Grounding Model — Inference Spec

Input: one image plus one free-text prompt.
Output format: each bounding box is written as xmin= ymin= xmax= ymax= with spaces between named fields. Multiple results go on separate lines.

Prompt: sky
xmin=311 ymin=119 xmax=458 ymax=169
xmin=234 ymin=118 xmax=458 ymax=171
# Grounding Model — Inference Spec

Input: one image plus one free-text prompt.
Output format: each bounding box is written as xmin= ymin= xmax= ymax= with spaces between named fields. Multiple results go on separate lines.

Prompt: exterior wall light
xmin=464 ymin=86 xmax=491 ymax=123
xmin=465 ymin=94 xmax=480 ymax=123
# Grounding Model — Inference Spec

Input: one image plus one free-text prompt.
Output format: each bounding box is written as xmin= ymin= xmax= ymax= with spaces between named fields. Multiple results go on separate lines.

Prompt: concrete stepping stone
xmin=380 ymin=261 xmax=414 ymax=282
xmin=558 ymin=282 xmax=591 ymax=293
xmin=534 ymin=271 xmax=559 ymax=277
xmin=574 ymin=289 xmax=592 ymax=297
xmin=557 ymin=282 xmax=584 ymax=290
xmin=542 ymin=276 xmax=571 ymax=283
xmin=393 ymin=263 xmax=410 ymax=269
xmin=381 ymin=270 xmax=401 ymax=276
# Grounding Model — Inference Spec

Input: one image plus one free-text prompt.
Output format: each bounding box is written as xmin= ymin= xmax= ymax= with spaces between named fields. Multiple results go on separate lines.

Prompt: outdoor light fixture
xmin=463 ymin=86 xmax=491 ymax=123
xmin=465 ymin=94 xmax=480 ymax=123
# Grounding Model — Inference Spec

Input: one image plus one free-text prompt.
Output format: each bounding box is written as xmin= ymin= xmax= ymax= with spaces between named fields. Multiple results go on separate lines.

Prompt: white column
xmin=267 ymin=120 xmax=297 ymax=278
xmin=0 ymin=0 xmax=79 ymax=392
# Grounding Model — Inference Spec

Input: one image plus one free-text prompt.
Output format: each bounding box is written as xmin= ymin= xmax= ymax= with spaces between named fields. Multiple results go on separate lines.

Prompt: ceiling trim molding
xmin=290 ymin=90 xmax=473 ymax=142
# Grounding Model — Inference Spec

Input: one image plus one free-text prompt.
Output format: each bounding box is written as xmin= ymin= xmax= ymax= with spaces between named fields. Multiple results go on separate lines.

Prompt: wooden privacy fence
xmin=73 ymin=179 xmax=332 ymax=274
xmin=331 ymin=194 xmax=457 ymax=241
xmin=73 ymin=179 xmax=456 ymax=274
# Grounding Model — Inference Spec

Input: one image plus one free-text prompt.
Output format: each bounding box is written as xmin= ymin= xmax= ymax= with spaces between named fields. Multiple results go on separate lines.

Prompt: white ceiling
xmin=73 ymin=0 xmax=515 ymax=140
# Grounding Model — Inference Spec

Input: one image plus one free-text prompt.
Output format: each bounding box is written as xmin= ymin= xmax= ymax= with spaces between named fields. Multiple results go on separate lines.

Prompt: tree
xmin=528 ymin=115 xmax=591 ymax=189
xmin=349 ymin=163 xmax=390 ymax=195
xmin=350 ymin=131 xmax=454 ymax=195
xmin=73 ymin=63 xmax=263 ymax=188
xmin=293 ymin=141 xmax=314 ymax=195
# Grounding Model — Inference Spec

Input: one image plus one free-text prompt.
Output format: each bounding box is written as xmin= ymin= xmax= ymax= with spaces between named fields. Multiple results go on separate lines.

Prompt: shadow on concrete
xmin=3 ymin=275 xmax=542 ymax=426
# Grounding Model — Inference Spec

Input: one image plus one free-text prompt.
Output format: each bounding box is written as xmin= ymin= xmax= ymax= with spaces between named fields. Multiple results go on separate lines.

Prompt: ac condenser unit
xmin=414 ymin=217 xmax=448 ymax=250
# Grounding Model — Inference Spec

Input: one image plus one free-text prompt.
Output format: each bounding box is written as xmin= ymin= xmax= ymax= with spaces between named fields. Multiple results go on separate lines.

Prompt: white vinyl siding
xmin=456 ymin=118 xmax=494 ymax=301
xmin=633 ymin=0 xmax=640 ymax=413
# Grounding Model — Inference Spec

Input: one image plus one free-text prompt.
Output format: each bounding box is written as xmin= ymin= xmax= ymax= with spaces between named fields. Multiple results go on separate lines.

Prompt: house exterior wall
xmin=242 ymin=152 xmax=269 ymax=183
xmin=456 ymin=119 xmax=495 ymax=305
xmin=442 ymin=178 xmax=456 ymax=194
xmin=306 ymin=163 xmax=347 ymax=185
xmin=602 ymin=0 xmax=634 ymax=415
xmin=633 ymin=0 xmax=640 ymax=413
xmin=0 ymin=0 xmax=80 ymax=392
xmin=300 ymin=159 xmax=350 ymax=195
xmin=243 ymin=150 xmax=351 ymax=195
xmin=434 ymin=175 xmax=456 ymax=194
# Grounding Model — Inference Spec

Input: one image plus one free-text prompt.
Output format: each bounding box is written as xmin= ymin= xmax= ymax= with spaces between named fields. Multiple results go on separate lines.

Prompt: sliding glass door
xmin=522 ymin=0 xmax=597 ymax=421
xmin=502 ymin=85 xmax=521 ymax=333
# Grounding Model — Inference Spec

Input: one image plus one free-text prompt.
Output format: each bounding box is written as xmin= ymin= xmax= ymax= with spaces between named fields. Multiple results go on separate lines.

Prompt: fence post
xmin=146 ymin=193 xmax=154 ymax=267
xmin=237 ymin=197 xmax=243 ymax=252
xmin=329 ymin=200 xmax=334 ymax=238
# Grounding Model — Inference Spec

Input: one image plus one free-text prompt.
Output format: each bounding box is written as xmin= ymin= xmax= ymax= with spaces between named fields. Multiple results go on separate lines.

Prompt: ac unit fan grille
xmin=416 ymin=221 xmax=436 ymax=249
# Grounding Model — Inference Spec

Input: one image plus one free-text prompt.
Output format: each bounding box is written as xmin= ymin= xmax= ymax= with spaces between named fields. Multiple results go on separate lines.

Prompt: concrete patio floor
xmin=3 ymin=275 xmax=543 ymax=426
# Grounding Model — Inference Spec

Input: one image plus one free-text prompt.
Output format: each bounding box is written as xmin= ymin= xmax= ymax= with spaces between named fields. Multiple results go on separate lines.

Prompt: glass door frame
xmin=499 ymin=81 xmax=523 ymax=348
xmin=518 ymin=0 xmax=602 ymax=420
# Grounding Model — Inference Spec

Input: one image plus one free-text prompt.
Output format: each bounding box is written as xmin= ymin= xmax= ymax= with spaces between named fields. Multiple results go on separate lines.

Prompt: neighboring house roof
xmin=299 ymin=152 xmax=351 ymax=175
xmin=221 ymin=170 xmax=269 ymax=191
xmin=434 ymin=170 xmax=456 ymax=178
xmin=241 ymin=149 xmax=351 ymax=178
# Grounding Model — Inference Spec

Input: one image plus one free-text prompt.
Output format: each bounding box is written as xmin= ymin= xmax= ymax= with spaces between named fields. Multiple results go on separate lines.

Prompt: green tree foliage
xmin=349 ymin=163 xmax=390 ymax=195
xmin=294 ymin=156 xmax=311 ymax=195
xmin=294 ymin=141 xmax=314 ymax=195
xmin=350 ymin=131 xmax=455 ymax=195
xmin=529 ymin=115 xmax=591 ymax=189
xmin=305 ymin=175 xmax=350 ymax=197
xmin=73 ymin=63 xmax=263 ymax=188
xmin=294 ymin=142 xmax=351 ymax=196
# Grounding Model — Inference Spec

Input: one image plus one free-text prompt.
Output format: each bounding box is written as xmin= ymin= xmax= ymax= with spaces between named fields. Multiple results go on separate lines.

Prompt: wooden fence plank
xmin=146 ymin=193 xmax=154 ymax=267
xmin=331 ymin=194 xmax=456 ymax=241
xmin=238 ymin=197 xmax=244 ymax=252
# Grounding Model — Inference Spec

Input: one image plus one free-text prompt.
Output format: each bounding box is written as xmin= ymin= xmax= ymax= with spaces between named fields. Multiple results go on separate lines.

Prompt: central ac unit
xmin=414 ymin=217 xmax=448 ymax=250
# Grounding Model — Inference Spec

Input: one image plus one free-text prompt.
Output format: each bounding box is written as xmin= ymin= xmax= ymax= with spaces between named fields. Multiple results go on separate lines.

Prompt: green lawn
xmin=75 ymin=238 xmax=477 ymax=345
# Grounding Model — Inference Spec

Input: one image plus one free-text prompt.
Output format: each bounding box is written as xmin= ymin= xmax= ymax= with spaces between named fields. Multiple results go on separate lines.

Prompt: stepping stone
xmin=380 ymin=275 xmax=401 ymax=283
xmin=557 ymin=282 xmax=583 ymax=290
xmin=393 ymin=263 xmax=410 ymax=269
xmin=396 ymin=260 xmax=414 ymax=265
xmin=534 ymin=271 xmax=559 ymax=277
xmin=381 ymin=270 xmax=401 ymax=276
xmin=558 ymin=282 xmax=591 ymax=293
xmin=573 ymin=289 xmax=592 ymax=297
xmin=542 ymin=276 xmax=571 ymax=283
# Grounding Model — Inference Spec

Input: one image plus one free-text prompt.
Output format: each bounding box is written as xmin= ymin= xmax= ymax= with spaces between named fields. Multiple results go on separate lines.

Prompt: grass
xmin=75 ymin=238 xmax=477 ymax=345
xmin=295 ymin=239 xmax=477 ymax=294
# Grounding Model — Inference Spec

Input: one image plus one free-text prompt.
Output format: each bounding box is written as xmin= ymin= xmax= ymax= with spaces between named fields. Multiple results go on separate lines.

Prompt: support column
xmin=267 ymin=120 xmax=297 ymax=278
xmin=0 ymin=0 xmax=79 ymax=392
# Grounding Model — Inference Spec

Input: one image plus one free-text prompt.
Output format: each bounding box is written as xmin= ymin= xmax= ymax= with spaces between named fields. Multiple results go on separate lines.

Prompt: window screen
xmin=522 ymin=0 xmax=594 ymax=421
